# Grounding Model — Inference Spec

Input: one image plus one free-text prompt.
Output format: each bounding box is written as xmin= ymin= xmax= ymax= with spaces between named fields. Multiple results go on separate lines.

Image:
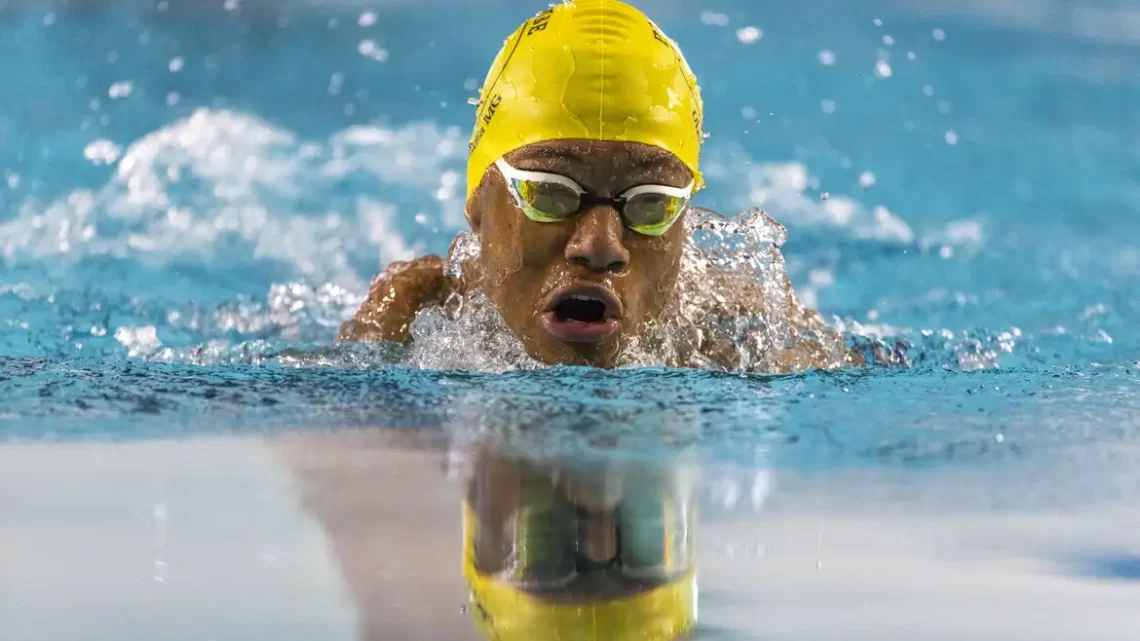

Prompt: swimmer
xmin=338 ymin=0 xmax=864 ymax=372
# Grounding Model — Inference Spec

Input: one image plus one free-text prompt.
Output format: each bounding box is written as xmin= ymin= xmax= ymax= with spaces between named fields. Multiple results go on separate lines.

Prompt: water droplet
xmin=328 ymin=72 xmax=344 ymax=96
xmin=108 ymin=81 xmax=133 ymax=99
xmin=700 ymin=11 xmax=729 ymax=27
xmin=736 ymin=26 xmax=762 ymax=44
xmin=358 ymin=40 xmax=389 ymax=62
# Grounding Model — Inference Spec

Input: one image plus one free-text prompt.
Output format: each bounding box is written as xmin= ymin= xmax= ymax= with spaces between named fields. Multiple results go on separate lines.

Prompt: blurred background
xmin=2 ymin=0 xmax=1138 ymax=367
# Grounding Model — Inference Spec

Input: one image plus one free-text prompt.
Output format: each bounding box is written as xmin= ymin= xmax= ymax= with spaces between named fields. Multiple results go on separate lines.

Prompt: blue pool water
xmin=3 ymin=1 xmax=1140 ymax=639
xmin=3 ymin=0 xmax=1138 ymax=459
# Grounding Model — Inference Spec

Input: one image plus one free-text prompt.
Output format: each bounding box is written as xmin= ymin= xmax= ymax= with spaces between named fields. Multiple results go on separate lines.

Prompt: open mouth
xmin=540 ymin=284 xmax=622 ymax=344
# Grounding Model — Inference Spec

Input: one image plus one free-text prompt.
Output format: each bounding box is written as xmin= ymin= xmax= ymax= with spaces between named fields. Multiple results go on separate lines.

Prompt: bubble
xmin=736 ymin=26 xmax=762 ymax=44
xmin=818 ymin=49 xmax=836 ymax=65
xmin=923 ymin=85 xmax=935 ymax=97
xmin=882 ymin=35 xmax=895 ymax=46
xmin=875 ymin=60 xmax=892 ymax=78
xmin=820 ymin=192 xmax=830 ymax=200
xmin=907 ymin=51 xmax=917 ymax=61
xmin=43 ymin=12 xmax=56 ymax=26
xmin=168 ymin=57 xmax=184 ymax=73
xmin=463 ymin=78 xmax=479 ymax=92
xmin=873 ymin=18 xmax=883 ymax=27
xmin=358 ymin=11 xmax=377 ymax=27
xmin=820 ymin=99 xmax=836 ymax=114
xmin=741 ymin=106 xmax=757 ymax=119
xmin=859 ymin=171 xmax=876 ymax=187
xmin=165 ymin=91 xmax=180 ymax=106
xmin=944 ymin=129 xmax=959 ymax=145
xmin=932 ymin=28 xmax=946 ymax=41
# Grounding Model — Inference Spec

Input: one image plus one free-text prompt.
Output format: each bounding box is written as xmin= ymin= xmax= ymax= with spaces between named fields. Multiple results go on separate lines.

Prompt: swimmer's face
xmin=467 ymin=140 xmax=692 ymax=367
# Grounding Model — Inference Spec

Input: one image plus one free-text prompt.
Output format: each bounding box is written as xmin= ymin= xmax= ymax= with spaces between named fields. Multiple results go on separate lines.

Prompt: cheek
xmin=624 ymin=236 xmax=683 ymax=315
xmin=479 ymin=207 xmax=565 ymax=305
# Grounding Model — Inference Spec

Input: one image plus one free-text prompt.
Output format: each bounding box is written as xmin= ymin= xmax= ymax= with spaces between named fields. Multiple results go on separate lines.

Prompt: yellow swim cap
xmin=466 ymin=0 xmax=705 ymax=200
xmin=461 ymin=500 xmax=697 ymax=641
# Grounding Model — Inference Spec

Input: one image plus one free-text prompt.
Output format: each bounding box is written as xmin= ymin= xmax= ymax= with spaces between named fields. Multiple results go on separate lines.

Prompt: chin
xmin=524 ymin=332 xmax=624 ymax=369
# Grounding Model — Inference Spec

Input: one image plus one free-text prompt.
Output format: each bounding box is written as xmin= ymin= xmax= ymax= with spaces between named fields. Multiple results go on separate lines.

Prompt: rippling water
xmin=3 ymin=0 xmax=1140 ymax=639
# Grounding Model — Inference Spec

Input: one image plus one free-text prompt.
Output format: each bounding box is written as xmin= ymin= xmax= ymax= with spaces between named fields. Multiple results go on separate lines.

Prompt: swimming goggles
xmin=494 ymin=158 xmax=694 ymax=237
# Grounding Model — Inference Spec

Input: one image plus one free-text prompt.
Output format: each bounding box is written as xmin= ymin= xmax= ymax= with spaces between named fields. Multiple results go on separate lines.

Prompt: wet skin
xmin=339 ymin=139 xmax=692 ymax=368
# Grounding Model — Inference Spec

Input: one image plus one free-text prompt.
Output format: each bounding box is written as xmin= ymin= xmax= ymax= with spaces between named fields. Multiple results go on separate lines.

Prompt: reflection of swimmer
xmin=276 ymin=429 xmax=699 ymax=641
xmin=462 ymin=446 xmax=698 ymax=641
xmin=338 ymin=0 xmax=865 ymax=373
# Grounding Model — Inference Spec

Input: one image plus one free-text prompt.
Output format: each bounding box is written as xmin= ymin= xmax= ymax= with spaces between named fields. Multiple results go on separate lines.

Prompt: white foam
xmin=0 ymin=109 xmax=466 ymax=292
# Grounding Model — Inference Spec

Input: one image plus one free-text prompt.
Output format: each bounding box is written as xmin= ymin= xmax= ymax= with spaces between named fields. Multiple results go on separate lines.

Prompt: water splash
xmin=384 ymin=207 xmax=875 ymax=374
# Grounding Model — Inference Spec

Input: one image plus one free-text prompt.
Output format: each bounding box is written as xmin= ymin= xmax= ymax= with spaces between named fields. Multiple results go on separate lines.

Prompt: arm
xmin=337 ymin=255 xmax=456 ymax=343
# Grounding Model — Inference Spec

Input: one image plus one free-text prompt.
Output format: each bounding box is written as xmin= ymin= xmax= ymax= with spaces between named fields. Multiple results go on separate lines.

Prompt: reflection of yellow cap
xmin=461 ymin=501 xmax=697 ymax=641
xmin=466 ymin=0 xmax=705 ymax=200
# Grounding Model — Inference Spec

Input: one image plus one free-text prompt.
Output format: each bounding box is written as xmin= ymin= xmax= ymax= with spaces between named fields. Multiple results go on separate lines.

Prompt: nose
xmin=565 ymin=206 xmax=630 ymax=273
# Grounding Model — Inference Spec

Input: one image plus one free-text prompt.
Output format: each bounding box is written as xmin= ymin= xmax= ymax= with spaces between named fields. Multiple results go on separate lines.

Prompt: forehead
xmin=503 ymin=139 xmax=692 ymax=189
